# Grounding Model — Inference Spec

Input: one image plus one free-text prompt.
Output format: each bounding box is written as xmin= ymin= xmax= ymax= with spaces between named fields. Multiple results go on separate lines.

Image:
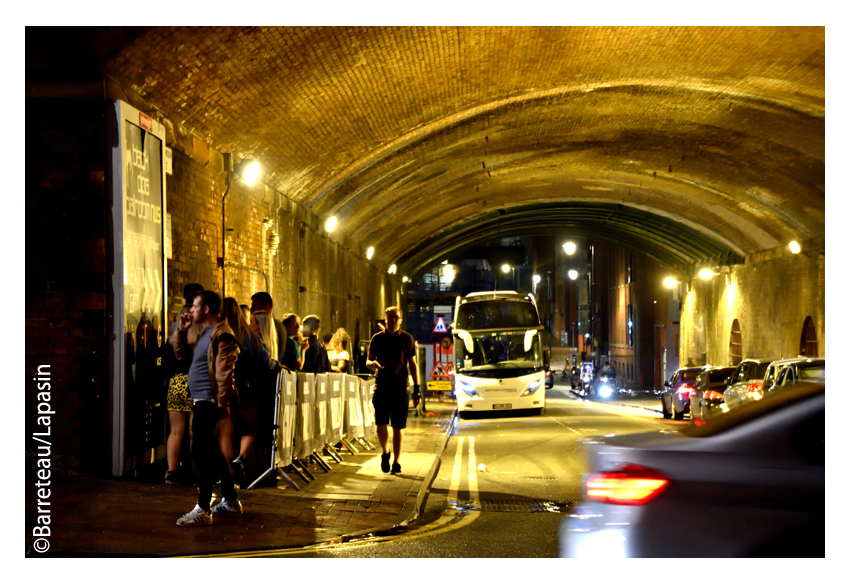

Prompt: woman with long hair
xmin=221 ymin=297 xmax=270 ymax=485
xmin=330 ymin=327 xmax=351 ymax=373
xmin=250 ymin=310 xmax=278 ymax=365
xmin=163 ymin=305 xmax=204 ymax=484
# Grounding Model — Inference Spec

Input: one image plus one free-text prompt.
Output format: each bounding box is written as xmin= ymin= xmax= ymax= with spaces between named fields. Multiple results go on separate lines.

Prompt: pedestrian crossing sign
xmin=433 ymin=316 xmax=448 ymax=333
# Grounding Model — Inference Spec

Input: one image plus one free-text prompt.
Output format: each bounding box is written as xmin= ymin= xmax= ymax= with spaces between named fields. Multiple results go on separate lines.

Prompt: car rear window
xmin=750 ymin=362 xmax=770 ymax=380
xmin=682 ymin=371 xmax=700 ymax=381
xmin=709 ymin=369 xmax=733 ymax=382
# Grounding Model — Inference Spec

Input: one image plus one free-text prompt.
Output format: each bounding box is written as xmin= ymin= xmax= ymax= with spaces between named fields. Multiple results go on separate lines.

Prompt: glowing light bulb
xmin=325 ymin=216 xmax=337 ymax=232
xmin=366 ymin=246 xmax=374 ymax=260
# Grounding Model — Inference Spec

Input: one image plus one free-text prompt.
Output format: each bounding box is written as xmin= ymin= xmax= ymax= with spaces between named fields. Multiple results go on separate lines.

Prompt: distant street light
xmin=568 ymin=269 xmax=578 ymax=280
xmin=563 ymin=241 xmax=577 ymax=255
xmin=502 ymin=264 xmax=511 ymax=273
xmin=663 ymin=277 xmax=678 ymax=289
xmin=789 ymin=241 xmax=801 ymax=254
xmin=533 ymin=274 xmax=541 ymax=284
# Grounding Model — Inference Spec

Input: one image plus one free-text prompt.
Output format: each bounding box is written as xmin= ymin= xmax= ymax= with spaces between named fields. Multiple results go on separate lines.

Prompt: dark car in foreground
xmin=560 ymin=382 xmax=824 ymax=557
xmin=689 ymin=365 xmax=736 ymax=424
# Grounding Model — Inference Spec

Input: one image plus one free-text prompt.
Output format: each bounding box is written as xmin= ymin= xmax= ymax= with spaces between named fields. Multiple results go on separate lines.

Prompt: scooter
xmin=595 ymin=374 xmax=617 ymax=399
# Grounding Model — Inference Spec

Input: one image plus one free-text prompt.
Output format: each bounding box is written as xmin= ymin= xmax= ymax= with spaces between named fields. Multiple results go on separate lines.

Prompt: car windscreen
xmin=455 ymin=298 xmax=540 ymax=330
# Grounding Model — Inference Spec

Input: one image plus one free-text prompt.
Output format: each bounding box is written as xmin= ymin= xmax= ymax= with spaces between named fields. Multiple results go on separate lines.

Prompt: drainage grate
xmin=476 ymin=499 xmax=564 ymax=513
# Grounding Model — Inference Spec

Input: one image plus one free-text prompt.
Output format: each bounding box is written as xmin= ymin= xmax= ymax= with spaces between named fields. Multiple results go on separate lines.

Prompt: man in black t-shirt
xmin=367 ymin=306 xmax=419 ymax=475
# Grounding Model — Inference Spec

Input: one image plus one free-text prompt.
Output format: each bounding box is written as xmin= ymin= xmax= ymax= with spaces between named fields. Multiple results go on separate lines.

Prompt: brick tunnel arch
xmin=92 ymin=26 xmax=824 ymax=275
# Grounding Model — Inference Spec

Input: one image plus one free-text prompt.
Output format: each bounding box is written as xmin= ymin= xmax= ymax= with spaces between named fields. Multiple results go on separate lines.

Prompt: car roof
xmin=769 ymin=357 xmax=821 ymax=366
xmin=676 ymin=366 xmax=706 ymax=373
xmin=739 ymin=357 xmax=776 ymax=364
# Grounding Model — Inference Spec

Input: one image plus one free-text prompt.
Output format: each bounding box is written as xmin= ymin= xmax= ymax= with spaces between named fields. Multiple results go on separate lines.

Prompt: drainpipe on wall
xmin=221 ymin=153 xmax=233 ymax=299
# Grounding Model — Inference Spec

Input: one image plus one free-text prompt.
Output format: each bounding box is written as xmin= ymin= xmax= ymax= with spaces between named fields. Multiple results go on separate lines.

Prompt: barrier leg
xmin=356 ymin=437 xmax=374 ymax=450
xmin=311 ymin=452 xmax=332 ymax=472
xmin=293 ymin=459 xmax=316 ymax=481
xmin=340 ymin=437 xmax=359 ymax=455
xmin=324 ymin=444 xmax=342 ymax=462
xmin=286 ymin=462 xmax=311 ymax=483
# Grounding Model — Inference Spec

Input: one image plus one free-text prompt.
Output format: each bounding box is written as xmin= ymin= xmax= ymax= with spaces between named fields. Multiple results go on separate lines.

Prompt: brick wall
xmin=680 ymin=246 xmax=825 ymax=366
xmin=26 ymin=98 xmax=109 ymax=473
xmin=26 ymin=91 xmax=397 ymax=476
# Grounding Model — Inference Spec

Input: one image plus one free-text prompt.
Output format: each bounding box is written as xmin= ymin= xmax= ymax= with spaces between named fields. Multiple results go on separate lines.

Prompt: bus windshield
xmin=455 ymin=330 xmax=543 ymax=377
xmin=455 ymin=298 xmax=541 ymax=330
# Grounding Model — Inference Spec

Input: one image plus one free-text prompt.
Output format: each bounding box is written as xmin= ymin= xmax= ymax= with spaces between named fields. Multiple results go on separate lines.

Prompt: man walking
xmin=171 ymin=290 xmax=243 ymax=527
xmin=366 ymin=307 xmax=419 ymax=474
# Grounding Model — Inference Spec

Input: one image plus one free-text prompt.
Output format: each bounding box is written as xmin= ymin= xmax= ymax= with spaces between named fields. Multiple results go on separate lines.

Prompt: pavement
xmin=28 ymin=384 xmax=668 ymax=558
xmin=28 ymin=399 xmax=457 ymax=558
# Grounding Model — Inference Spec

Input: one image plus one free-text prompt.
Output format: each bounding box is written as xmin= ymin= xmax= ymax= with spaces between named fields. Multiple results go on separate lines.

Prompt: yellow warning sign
xmin=427 ymin=380 xmax=452 ymax=392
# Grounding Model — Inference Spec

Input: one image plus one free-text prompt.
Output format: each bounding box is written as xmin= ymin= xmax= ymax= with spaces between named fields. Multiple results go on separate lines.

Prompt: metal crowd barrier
xmin=251 ymin=371 xmax=377 ymax=489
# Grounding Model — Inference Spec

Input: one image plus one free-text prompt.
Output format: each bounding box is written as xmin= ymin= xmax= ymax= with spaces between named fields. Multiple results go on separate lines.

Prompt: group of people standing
xmin=161 ymin=284 xmax=355 ymax=527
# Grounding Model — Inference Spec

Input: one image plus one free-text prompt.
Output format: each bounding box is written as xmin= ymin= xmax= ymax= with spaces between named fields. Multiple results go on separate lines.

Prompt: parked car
xmin=545 ymin=366 xmax=554 ymax=389
xmin=689 ymin=366 xmax=736 ymax=424
xmin=560 ymin=382 xmax=825 ymax=557
xmin=762 ymin=358 xmax=808 ymax=394
xmin=771 ymin=358 xmax=824 ymax=392
xmin=661 ymin=366 xmax=704 ymax=420
xmin=722 ymin=357 xmax=774 ymax=410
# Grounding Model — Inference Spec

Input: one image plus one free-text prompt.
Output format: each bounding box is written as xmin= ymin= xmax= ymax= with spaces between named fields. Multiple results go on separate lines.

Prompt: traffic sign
xmin=433 ymin=316 xmax=448 ymax=333
xmin=430 ymin=362 xmax=450 ymax=379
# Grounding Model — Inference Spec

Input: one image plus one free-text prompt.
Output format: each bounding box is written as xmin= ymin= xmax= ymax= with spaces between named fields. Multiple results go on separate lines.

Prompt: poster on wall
xmin=107 ymin=101 xmax=168 ymax=477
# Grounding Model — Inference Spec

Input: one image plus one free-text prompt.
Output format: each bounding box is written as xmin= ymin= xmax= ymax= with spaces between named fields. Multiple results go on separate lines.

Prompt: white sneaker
xmin=176 ymin=504 xmax=212 ymax=527
xmin=210 ymin=499 xmax=243 ymax=516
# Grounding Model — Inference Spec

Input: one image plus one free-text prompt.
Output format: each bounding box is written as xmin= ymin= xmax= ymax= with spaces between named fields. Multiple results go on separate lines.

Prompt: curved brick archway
xmin=91 ymin=26 xmax=824 ymax=273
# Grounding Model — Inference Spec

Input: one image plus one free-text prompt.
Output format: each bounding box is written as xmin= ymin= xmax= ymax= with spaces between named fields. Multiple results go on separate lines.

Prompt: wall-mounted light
xmin=233 ymin=159 xmax=261 ymax=186
xmin=366 ymin=246 xmax=374 ymax=260
xmin=325 ymin=216 xmax=337 ymax=233
xmin=663 ymin=277 xmax=679 ymax=289
xmin=388 ymin=264 xmax=397 ymax=274
xmin=563 ymin=241 xmax=577 ymax=255
xmin=501 ymin=264 xmax=511 ymax=273
xmin=568 ymin=270 xmax=578 ymax=280
xmin=402 ymin=276 xmax=409 ymax=283
xmin=698 ymin=268 xmax=716 ymax=280
xmin=789 ymin=241 xmax=801 ymax=254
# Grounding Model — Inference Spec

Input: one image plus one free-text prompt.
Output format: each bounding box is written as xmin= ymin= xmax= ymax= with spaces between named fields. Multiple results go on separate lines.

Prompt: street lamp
xmin=663 ymin=277 xmax=678 ymax=289
xmin=325 ymin=216 xmax=337 ymax=233
xmin=563 ymin=241 xmax=577 ymax=255
xmin=501 ymin=264 xmax=511 ymax=273
xmin=568 ymin=269 xmax=578 ymax=280
xmin=789 ymin=241 xmax=801 ymax=254
xmin=366 ymin=246 xmax=374 ymax=260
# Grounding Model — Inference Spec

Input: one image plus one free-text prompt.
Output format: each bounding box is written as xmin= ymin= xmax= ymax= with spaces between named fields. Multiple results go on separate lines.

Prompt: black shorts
xmin=372 ymin=387 xmax=409 ymax=429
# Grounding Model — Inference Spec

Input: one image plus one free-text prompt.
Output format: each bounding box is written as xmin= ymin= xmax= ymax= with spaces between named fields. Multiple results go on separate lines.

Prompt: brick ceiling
xmin=96 ymin=26 xmax=824 ymax=274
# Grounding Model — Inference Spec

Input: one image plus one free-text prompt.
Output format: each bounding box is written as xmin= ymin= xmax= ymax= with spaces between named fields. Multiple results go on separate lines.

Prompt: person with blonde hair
xmin=330 ymin=328 xmax=351 ymax=373
xmin=250 ymin=310 xmax=279 ymax=364
xmin=220 ymin=297 xmax=271 ymax=484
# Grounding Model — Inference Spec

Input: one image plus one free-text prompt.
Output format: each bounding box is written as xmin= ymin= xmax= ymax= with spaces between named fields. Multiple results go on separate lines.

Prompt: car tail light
xmin=703 ymin=390 xmax=724 ymax=400
xmin=546 ymin=370 xmax=552 ymax=377
xmin=677 ymin=384 xmax=695 ymax=396
xmin=586 ymin=464 xmax=669 ymax=505
xmin=746 ymin=382 xmax=763 ymax=395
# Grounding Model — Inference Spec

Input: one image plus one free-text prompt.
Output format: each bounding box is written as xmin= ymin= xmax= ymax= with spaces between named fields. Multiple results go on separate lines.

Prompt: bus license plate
xmin=493 ymin=404 xmax=512 ymax=410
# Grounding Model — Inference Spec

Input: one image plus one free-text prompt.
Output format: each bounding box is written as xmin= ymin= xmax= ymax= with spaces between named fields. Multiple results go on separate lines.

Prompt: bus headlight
xmin=457 ymin=380 xmax=479 ymax=397
xmin=521 ymin=379 xmax=543 ymax=397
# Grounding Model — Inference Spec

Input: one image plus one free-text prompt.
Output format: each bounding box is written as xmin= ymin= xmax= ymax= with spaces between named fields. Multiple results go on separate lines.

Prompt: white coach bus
xmin=452 ymin=291 xmax=550 ymax=417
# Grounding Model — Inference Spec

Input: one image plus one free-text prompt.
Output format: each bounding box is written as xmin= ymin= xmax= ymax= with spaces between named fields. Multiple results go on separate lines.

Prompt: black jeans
xmin=191 ymin=401 xmax=237 ymax=511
